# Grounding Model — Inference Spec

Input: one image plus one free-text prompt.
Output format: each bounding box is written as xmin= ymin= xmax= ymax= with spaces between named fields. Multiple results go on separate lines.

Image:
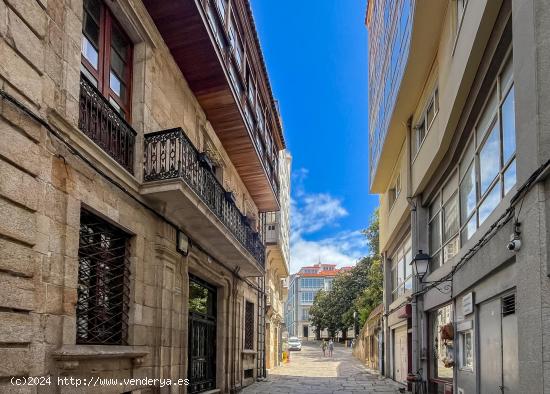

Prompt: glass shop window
xmin=429 ymin=304 xmax=454 ymax=393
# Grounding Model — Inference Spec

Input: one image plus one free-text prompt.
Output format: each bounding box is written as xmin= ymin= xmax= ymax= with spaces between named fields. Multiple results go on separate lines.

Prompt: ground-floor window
xmin=429 ymin=304 xmax=454 ymax=393
xmin=245 ymin=301 xmax=255 ymax=350
xmin=76 ymin=209 xmax=131 ymax=345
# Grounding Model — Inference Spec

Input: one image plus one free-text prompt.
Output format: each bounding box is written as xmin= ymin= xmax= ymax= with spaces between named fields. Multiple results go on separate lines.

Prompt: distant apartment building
xmin=367 ymin=0 xmax=550 ymax=393
xmin=284 ymin=264 xmax=351 ymax=339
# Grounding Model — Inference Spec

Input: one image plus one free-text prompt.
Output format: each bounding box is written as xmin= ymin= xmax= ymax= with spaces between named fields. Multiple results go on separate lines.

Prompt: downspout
xmin=407 ymin=117 xmax=420 ymax=391
xmin=231 ymin=268 xmax=240 ymax=393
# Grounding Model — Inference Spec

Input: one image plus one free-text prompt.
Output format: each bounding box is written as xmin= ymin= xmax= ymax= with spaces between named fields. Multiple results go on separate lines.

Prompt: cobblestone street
xmin=241 ymin=342 xmax=402 ymax=393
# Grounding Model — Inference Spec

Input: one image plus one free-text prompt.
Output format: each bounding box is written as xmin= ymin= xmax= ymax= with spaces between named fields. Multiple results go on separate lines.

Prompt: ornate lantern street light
xmin=410 ymin=250 xmax=431 ymax=282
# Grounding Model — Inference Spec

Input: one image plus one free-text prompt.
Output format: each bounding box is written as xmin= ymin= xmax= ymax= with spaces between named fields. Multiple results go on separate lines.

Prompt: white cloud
xmin=288 ymin=168 xmax=368 ymax=274
xmin=291 ymin=193 xmax=348 ymax=235
xmin=289 ymin=231 xmax=366 ymax=273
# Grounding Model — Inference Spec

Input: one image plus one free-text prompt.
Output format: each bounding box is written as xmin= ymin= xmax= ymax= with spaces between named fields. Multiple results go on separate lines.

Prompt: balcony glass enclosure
xmin=368 ymin=0 xmax=414 ymax=186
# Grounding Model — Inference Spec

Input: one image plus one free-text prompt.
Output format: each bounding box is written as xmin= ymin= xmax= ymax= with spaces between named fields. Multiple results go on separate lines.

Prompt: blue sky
xmin=250 ymin=1 xmax=379 ymax=273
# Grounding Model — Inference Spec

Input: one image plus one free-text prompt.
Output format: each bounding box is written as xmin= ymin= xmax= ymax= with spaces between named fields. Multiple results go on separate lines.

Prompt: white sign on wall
xmin=462 ymin=292 xmax=474 ymax=316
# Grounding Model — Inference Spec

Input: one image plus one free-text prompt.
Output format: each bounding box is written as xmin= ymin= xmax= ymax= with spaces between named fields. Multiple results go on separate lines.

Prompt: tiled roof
xmin=298 ymin=266 xmax=353 ymax=277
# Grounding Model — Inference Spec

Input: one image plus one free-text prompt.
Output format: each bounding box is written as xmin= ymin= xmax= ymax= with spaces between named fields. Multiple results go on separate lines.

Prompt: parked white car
xmin=288 ymin=336 xmax=302 ymax=351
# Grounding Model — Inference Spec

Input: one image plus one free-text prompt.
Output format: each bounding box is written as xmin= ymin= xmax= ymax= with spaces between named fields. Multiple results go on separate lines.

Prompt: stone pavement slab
xmin=241 ymin=341 xmax=402 ymax=393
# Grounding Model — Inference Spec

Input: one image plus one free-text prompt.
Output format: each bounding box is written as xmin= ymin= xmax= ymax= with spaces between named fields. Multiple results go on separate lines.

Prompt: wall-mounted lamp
xmin=411 ymin=250 xmax=431 ymax=281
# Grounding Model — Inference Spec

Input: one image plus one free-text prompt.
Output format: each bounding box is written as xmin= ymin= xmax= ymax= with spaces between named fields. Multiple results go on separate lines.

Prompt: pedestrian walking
xmin=321 ymin=339 xmax=327 ymax=357
xmin=328 ymin=338 xmax=334 ymax=357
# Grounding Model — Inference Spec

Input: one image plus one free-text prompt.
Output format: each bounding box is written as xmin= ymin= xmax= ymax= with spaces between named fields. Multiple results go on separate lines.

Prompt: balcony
xmin=142 ymin=0 xmax=284 ymax=211
xmin=260 ymin=211 xmax=289 ymax=277
xmin=141 ymin=128 xmax=265 ymax=276
xmin=78 ymin=75 xmax=136 ymax=174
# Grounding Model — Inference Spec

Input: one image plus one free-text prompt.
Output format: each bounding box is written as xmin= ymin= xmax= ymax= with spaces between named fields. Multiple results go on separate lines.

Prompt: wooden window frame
xmin=81 ymin=0 xmax=133 ymax=121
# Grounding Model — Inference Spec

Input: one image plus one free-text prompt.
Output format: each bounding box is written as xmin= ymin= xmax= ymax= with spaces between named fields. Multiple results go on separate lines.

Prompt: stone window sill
xmin=52 ymin=345 xmax=148 ymax=370
xmin=241 ymin=349 xmax=257 ymax=355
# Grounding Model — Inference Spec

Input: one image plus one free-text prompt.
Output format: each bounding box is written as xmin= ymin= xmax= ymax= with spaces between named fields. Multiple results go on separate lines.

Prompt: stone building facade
xmin=0 ymin=0 xmax=286 ymax=392
xmin=261 ymin=150 xmax=291 ymax=370
xmin=352 ymin=304 xmax=383 ymax=372
xmin=367 ymin=0 xmax=550 ymax=393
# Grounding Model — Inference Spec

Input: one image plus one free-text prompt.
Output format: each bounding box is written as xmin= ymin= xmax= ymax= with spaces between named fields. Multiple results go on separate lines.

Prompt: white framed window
xmin=388 ymin=173 xmax=401 ymax=208
xmin=415 ymin=87 xmax=439 ymax=153
xmin=228 ymin=17 xmax=243 ymax=69
xmin=427 ymin=52 xmax=515 ymax=274
xmin=301 ymin=278 xmax=324 ymax=288
xmin=460 ymin=53 xmax=515 ymax=244
xmin=428 ymin=171 xmax=460 ymax=271
xmin=214 ymin=0 xmax=226 ymax=22
xmin=301 ymin=292 xmax=315 ymax=303
xmin=390 ymin=237 xmax=412 ymax=302
xmin=247 ymin=72 xmax=256 ymax=106
xmin=459 ymin=330 xmax=473 ymax=370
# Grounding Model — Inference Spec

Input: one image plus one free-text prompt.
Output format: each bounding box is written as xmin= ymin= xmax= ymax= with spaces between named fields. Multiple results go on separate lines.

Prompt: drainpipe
xmin=230 ymin=268 xmax=240 ymax=393
xmin=407 ymin=117 xmax=420 ymax=391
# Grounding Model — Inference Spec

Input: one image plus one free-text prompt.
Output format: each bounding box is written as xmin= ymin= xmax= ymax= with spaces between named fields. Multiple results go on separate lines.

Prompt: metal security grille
xmin=245 ymin=301 xmax=255 ymax=350
xmin=188 ymin=276 xmax=217 ymax=394
xmin=76 ymin=210 xmax=131 ymax=344
xmin=79 ymin=75 xmax=136 ymax=174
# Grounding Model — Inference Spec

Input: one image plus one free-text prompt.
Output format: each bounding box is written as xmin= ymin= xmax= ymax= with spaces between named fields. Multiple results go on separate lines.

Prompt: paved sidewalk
xmin=241 ymin=341 xmax=402 ymax=393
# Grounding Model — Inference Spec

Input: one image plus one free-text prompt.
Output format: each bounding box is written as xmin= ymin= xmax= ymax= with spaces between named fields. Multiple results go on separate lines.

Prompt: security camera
xmin=507 ymin=234 xmax=521 ymax=252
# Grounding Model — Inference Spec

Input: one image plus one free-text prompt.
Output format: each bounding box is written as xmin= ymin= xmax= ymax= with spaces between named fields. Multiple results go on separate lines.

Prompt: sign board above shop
xmin=462 ymin=292 xmax=474 ymax=316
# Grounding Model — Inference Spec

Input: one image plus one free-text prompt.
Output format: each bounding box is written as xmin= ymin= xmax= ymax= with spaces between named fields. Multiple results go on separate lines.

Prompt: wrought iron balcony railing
xmin=143 ymin=128 xmax=265 ymax=267
xmin=78 ymin=75 xmax=136 ymax=174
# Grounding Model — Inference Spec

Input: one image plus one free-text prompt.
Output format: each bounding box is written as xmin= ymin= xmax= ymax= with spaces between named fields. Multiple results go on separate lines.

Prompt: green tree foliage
xmin=308 ymin=210 xmax=383 ymax=335
xmin=362 ymin=209 xmax=379 ymax=257
xmin=309 ymin=290 xmax=338 ymax=338
xmin=354 ymin=257 xmax=383 ymax=325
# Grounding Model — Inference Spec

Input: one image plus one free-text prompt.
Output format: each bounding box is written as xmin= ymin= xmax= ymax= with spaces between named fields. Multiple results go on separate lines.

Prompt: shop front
xmin=428 ymin=304 xmax=454 ymax=394
xmin=387 ymin=303 xmax=411 ymax=386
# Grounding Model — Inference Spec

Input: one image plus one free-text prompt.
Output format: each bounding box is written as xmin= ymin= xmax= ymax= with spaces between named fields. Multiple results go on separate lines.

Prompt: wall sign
xmin=462 ymin=292 xmax=474 ymax=316
xmin=177 ymin=230 xmax=190 ymax=256
xmin=457 ymin=320 xmax=473 ymax=332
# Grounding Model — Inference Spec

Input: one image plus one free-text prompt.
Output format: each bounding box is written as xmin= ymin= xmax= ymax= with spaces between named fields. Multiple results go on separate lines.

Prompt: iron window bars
xmin=143 ymin=128 xmax=266 ymax=266
xmin=244 ymin=301 xmax=255 ymax=350
xmin=76 ymin=209 xmax=131 ymax=345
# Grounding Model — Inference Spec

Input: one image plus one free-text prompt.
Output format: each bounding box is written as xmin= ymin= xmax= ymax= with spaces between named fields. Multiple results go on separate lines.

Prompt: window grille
xmin=76 ymin=209 xmax=131 ymax=344
xmin=244 ymin=301 xmax=255 ymax=350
